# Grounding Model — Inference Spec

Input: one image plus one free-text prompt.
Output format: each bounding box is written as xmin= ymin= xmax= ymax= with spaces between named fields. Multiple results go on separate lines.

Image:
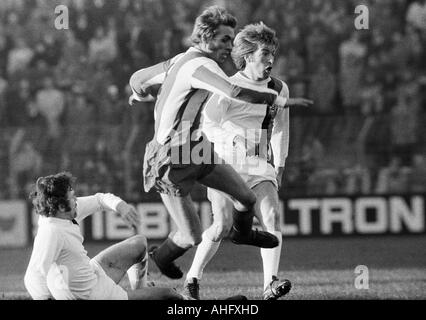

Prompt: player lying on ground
xmin=24 ymin=172 xmax=185 ymax=300
xmin=183 ymin=22 xmax=313 ymax=300
xmin=128 ymin=6 xmax=290 ymax=280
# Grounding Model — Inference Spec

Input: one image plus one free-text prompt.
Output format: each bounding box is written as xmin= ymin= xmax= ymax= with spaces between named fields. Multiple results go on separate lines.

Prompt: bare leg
xmin=252 ymin=181 xmax=285 ymax=293
xmin=93 ymin=235 xmax=147 ymax=284
xmin=160 ymin=193 xmax=202 ymax=248
xmin=252 ymin=181 xmax=281 ymax=232
xmin=126 ymin=250 xmax=148 ymax=290
xmin=149 ymin=194 xmax=203 ymax=279
xmin=186 ymin=189 xmax=233 ymax=281
xmin=198 ymin=164 xmax=256 ymax=210
xmin=199 ymin=165 xmax=278 ymax=249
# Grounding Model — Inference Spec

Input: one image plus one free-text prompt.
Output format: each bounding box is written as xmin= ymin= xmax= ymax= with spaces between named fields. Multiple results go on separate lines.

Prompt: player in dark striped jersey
xmin=129 ymin=6 xmax=289 ymax=280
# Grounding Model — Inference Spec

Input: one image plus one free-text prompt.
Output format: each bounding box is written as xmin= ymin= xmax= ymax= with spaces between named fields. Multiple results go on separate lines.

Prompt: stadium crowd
xmin=0 ymin=0 xmax=425 ymax=201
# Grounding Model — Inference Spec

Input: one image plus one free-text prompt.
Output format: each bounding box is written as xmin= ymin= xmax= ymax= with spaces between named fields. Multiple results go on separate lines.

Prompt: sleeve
xmin=75 ymin=193 xmax=123 ymax=222
xmin=190 ymin=61 xmax=279 ymax=106
xmin=129 ymin=53 xmax=183 ymax=101
xmin=202 ymin=94 xmax=236 ymax=146
xmin=270 ymin=81 xmax=290 ymax=168
xmin=24 ymin=227 xmax=63 ymax=300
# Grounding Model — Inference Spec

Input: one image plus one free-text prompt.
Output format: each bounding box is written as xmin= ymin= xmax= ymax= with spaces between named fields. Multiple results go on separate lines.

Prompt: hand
xmin=287 ymin=98 xmax=314 ymax=107
xmin=116 ymin=201 xmax=140 ymax=230
xmin=233 ymin=135 xmax=246 ymax=153
xmin=276 ymin=167 xmax=285 ymax=190
xmin=128 ymin=94 xmax=139 ymax=107
xmin=129 ymin=92 xmax=155 ymax=106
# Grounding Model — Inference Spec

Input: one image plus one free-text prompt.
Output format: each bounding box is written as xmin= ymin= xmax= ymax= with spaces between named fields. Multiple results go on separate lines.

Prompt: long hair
xmin=232 ymin=22 xmax=278 ymax=70
xmin=29 ymin=172 xmax=75 ymax=217
xmin=190 ymin=5 xmax=237 ymax=45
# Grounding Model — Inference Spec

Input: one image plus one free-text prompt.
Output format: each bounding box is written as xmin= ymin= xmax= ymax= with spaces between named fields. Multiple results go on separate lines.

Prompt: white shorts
xmin=88 ymin=259 xmax=128 ymax=300
xmin=207 ymin=162 xmax=278 ymax=204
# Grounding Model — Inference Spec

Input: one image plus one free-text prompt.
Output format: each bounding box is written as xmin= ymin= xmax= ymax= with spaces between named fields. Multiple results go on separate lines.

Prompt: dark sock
xmin=232 ymin=207 xmax=254 ymax=236
xmin=154 ymin=238 xmax=188 ymax=266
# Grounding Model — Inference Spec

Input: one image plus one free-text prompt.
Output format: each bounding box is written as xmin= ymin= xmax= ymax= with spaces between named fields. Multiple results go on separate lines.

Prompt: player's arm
xmin=75 ymin=194 xmax=140 ymax=229
xmin=128 ymin=53 xmax=183 ymax=105
xmin=190 ymin=62 xmax=287 ymax=108
xmin=286 ymin=98 xmax=313 ymax=107
xmin=24 ymin=228 xmax=63 ymax=300
xmin=271 ymin=82 xmax=290 ymax=189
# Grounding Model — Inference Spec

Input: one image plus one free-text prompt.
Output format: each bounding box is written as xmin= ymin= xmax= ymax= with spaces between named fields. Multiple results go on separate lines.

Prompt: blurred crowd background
xmin=0 ymin=0 xmax=425 ymax=201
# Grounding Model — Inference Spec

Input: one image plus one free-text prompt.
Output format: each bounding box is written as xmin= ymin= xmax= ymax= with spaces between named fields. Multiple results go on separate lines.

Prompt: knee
xmin=262 ymin=208 xmax=280 ymax=231
xmin=239 ymin=190 xmax=256 ymax=210
xmin=128 ymin=235 xmax=148 ymax=259
xmin=209 ymin=220 xmax=232 ymax=242
xmin=181 ymin=232 xmax=202 ymax=247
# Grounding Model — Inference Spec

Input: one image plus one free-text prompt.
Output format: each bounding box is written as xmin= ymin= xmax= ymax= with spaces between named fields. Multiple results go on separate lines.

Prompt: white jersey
xmin=202 ymin=72 xmax=289 ymax=187
xmin=24 ymin=193 xmax=122 ymax=300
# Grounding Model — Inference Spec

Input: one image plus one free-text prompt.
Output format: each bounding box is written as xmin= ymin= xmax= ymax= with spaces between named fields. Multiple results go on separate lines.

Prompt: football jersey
xmin=129 ymin=47 xmax=282 ymax=148
xmin=202 ymin=72 xmax=289 ymax=178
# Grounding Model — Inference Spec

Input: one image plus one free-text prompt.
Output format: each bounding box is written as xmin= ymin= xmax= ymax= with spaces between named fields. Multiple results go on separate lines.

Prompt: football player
xmin=128 ymin=6 xmax=289 ymax=280
xmin=184 ymin=22 xmax=312 ymax=300
xmin=24 ymin=172 xmax=185 ymax=300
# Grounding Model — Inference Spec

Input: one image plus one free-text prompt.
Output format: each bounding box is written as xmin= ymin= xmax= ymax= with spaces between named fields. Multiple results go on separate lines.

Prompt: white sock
xmin=261 ymin=231 xmax=282 ymax=290
xmin=127 ymin=251 xmax=148 ymax=290
xmin=186 ymin=231 xmax=221 ymax=281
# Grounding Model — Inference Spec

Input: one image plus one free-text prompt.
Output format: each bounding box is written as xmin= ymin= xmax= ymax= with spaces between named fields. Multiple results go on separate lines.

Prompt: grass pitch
xmin=1 ymin=235 xmax=425 ymax=300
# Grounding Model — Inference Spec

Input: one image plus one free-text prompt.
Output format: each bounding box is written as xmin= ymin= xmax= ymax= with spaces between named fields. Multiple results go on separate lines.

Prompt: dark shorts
xmin=143 ymin=139 xmax=216 ymax=197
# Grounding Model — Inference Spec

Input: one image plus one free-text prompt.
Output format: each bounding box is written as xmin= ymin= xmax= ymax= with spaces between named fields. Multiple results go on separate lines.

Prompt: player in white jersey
xmin=128 ymin=6 xmax=290 ymax=280
xmin=24 ymin=172 xmax=186 ymax=300
xmin=183 ymin=23 xmax=312 ymax=300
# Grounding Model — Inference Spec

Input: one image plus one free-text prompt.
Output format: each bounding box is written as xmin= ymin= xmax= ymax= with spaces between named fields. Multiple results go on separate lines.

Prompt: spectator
xmin=0 ymin=74 xmax=7 ymax=124
xmin=7 ymin=37 xmax=34 ymax=77
xmin=360 ymin=72 xmax=383 ymax=115
xmin=64 ymin=91 xmax=95 ymax=127
xmin=31 ymin=33 xmax=61 ymax=67
xmin=406 ymin=0 xmax=426 ymax=31
xmin=88 ymin=26 xmax=118 ymax=66
xmin=343 ymin=163 xmax=371 ymax=195
xmin=61 ymin=30 xmax=86 ymax=66
xmin=375 ymin=157 xmax=410 ymax=194
xmin=390 ymin=73 xmax=420 ymax=166
xmin=308 ymin=168 xmax=342 ymax=196
xmin=407 ymin=154 xmax=426 ymax=193
xmin=34 ymin=77 xmax=65 ymax=139
xmin=0 ymin=32 xmax=9 ymax=76
xmin=284 ymin=48 xmax=305 ymax=82
xmin=300 ymin=136 xmax=325 ymax=173
xmin=306 ymin=24 xmax=329 ymax=73
xmin=9 ymin=133 xmax=42 ymax=198
xmin=309 ymin=62 xmax=337 ymax=113
xmin=4 ymin=79 xmax=33 ymax=127
xmin=339 ymin=31 xmax=367 ymax=112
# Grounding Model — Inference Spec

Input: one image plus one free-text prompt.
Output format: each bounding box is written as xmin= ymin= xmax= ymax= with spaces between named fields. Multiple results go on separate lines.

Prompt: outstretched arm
xmin=190 ymin=62 xmax=287 ymax=108
xmin=286 ymin=98 xmax=313 ymax=107
xmin=76 ymin=194 xmax=140 ymax=230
